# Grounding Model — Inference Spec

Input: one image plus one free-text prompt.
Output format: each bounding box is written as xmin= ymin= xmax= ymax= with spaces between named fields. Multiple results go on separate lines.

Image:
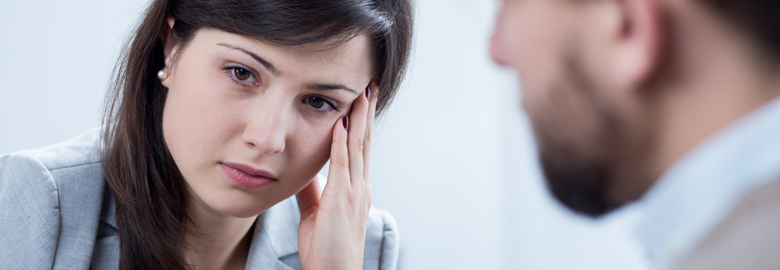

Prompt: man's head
xmin=491 ymin=0 xmax=780 ymax=217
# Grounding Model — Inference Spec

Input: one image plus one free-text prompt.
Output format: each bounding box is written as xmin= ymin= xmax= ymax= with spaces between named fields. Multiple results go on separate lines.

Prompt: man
xmin=491 ymin=0 xmax=780 ymax=269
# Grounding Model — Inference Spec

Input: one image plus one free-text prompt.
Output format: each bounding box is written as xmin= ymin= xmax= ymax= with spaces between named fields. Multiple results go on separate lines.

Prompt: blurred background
xmin=0 ymin=0 xmax=648 ymax=269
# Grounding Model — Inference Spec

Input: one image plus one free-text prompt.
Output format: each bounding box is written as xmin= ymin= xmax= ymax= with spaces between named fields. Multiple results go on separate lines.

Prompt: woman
xmin=0 ymin=0 xmax=412 ymax=269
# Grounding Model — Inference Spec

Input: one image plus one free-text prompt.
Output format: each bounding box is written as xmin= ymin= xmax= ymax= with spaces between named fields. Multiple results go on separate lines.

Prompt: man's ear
xmin=159 ymin=15 xmax=177 ymax=69
xmin=608 ymin=0 xmax=663 ymax=91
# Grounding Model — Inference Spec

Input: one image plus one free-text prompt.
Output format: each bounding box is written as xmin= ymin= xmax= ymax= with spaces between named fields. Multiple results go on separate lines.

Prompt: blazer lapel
xmin=50 ymin=163 xmax=106 ymax=270
xmin=90 ymin=187 xmax=119 ymax=270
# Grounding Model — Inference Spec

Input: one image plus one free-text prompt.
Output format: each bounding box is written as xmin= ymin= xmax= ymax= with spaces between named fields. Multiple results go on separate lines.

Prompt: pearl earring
xmin=157 ymin=70 xmax=168 ymax=80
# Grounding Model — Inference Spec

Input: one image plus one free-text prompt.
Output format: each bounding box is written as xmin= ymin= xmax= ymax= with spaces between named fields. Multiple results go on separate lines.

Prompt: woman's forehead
xmin=194 ymin=28 xmax=373 ymax=85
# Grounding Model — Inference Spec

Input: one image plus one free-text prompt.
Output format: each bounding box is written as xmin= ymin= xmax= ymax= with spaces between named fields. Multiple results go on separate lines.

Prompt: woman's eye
xmin=307 ymin=96 xmax=326 ymax=109
xmin=225 ymin=66 xmax=257 ymax=84
xmin=229 ymin=67 xmax=255 ymax=82
xmin=305 ymin=96 xmax=337 ymax=112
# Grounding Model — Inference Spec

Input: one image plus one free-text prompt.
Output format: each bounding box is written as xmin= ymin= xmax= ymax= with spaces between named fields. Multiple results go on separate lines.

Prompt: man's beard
xmin=539 ymin=144 xmax=618 ymax=217
xmin=531 ymin=51 xmax=626 ymax=218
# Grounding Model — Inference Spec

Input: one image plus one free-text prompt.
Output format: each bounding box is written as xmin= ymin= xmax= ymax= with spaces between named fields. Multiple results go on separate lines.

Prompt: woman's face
xmin=161 ymin=28 xmax=373 ymax=218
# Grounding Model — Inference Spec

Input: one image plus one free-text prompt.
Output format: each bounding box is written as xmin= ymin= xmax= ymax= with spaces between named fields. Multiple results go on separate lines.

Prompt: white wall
xmin=0 ymin=0 xmax=649 ymax=269
xmin=0 ymin=0 xmax=149 ymax=153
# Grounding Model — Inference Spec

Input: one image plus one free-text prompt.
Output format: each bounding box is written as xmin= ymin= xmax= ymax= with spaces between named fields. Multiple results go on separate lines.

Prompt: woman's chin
xmin=199 ymin=190 xmax=280 ymax=219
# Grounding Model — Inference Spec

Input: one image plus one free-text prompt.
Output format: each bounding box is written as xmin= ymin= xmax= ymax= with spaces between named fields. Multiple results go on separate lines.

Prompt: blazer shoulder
xmin=363 ymin=207 xmax=400 ymax=270
xmin=0 ymin=151 xmax=62 ymax=269
xmin=26 ymin=127 xmax=103 ymax=171
xmin=0 ymin=128 xmax=106 ymax=269
xmin=674 ymin=176 xmax=780 ymax=270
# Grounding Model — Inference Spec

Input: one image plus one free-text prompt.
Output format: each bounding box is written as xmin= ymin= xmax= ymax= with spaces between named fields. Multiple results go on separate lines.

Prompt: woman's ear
xmin=159 ymin=15 xmax=178 ymax=69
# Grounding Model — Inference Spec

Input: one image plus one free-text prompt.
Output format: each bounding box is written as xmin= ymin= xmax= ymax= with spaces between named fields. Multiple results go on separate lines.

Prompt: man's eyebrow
xmin=217 ymin=43 xmax=281 ymax=76
xmin=306 ymin=83 xmax=359 ymax=95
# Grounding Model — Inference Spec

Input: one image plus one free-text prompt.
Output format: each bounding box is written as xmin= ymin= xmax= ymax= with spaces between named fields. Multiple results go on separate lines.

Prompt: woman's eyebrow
xmin=217 ymin=42 xmax=359 ymax=95
xmin=217 ymin=43 xmax=281 ymax=76
xmin=306 ymin=83 xmax=359 ymax=95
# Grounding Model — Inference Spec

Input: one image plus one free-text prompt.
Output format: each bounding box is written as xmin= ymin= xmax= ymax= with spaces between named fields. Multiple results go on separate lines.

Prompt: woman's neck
xmin=184 ymin=196 xmax=258 ymax=270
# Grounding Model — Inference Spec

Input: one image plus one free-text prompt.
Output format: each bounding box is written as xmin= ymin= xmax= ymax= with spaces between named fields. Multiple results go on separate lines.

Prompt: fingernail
xmin=365 ymin=86 xmax=371 ymax=100
xmin=342 ymin=115 xmax=349 ymax=129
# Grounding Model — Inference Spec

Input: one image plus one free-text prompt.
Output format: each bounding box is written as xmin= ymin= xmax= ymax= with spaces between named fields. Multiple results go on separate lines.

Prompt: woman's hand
xmin=297 ymin=84 xmax=376 ymax=270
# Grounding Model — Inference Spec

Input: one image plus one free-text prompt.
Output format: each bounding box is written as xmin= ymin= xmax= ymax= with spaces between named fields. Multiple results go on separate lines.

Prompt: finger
xmin=296 ymin=177 xmax=321 ymax=219
xmin=327 ymin=115 xmax=351 ymax=191
xmin=347 ymin=85 xmax=370 ymax=187
xmin=363 ymin=83 xmax=378 ymax=183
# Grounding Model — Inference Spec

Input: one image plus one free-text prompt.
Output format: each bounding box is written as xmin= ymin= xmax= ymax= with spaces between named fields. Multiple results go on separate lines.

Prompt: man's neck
xmin=650 ymin=0 xmax=780 ymax=181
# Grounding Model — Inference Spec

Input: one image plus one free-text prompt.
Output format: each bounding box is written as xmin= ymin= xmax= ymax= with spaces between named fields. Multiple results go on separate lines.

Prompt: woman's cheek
xmin=162 ymin=77 xmax=229 ymax=177
xmin=286 ymin=119 xmax=335 ymax=183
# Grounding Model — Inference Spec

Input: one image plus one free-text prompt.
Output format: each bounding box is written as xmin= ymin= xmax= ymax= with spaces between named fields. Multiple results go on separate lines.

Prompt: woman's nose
xmin=241 ymin=105 xmax=287 ymax=156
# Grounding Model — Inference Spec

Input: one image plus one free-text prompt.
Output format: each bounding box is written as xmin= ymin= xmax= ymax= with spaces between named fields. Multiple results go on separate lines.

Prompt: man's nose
xmin=490 ymin=8 xmax=510 ymax=67
xmin=490 ymin=31 xmax=510 ymax=66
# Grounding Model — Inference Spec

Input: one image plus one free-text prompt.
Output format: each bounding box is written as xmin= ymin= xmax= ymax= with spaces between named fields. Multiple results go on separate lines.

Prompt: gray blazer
xmin=0 ymin=129 xmax=400 ymax=270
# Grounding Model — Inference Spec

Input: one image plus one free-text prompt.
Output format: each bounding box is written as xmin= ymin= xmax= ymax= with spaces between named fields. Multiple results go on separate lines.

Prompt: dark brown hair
xmin=699 ymin=0 xmax=780 ymax=63
xmin=101 ymin=1 xmax=413 ymax=269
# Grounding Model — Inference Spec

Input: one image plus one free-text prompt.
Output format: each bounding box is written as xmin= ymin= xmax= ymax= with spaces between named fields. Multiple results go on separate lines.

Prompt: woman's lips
xmin=219 ymin=162 xmax=277 ymax=189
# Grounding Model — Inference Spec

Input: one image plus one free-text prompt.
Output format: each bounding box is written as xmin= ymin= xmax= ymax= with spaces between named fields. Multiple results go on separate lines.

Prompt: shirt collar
xmin=635 ymin=96 xmax=780 ymax=270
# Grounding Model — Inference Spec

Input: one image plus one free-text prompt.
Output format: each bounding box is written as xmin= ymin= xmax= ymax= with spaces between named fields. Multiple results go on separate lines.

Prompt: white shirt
xmin=635 ymin=96 xmax=780 ymax=270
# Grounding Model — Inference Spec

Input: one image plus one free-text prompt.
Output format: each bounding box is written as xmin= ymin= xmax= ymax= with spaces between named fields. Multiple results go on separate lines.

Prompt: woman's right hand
xmin=296 ymin=84 xmax=377 ymax=270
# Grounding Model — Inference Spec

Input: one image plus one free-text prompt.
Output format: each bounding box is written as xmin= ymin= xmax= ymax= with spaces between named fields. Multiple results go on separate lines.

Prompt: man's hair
xmin=701 ymin=0 xmax=780 ymax=63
